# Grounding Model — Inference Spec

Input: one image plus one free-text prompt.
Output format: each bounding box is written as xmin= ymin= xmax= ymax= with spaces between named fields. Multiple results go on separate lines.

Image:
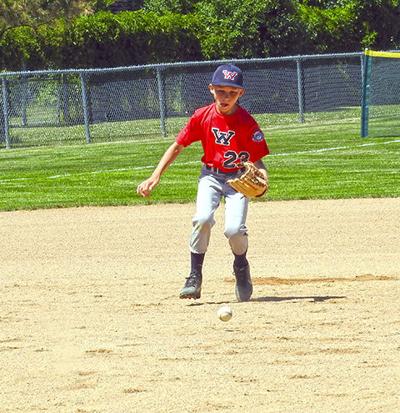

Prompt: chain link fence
xmin=0 ymin=52 xmax=363 ymax=149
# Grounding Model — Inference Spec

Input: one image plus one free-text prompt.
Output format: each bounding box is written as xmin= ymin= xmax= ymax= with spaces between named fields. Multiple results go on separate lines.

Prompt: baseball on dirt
xmin=217 ymin=305 xmax=233 ymax=322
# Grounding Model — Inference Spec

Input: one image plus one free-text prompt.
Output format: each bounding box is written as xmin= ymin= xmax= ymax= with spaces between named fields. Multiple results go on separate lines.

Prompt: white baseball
xmin=217 ymin=305 xmax=233 ymax=322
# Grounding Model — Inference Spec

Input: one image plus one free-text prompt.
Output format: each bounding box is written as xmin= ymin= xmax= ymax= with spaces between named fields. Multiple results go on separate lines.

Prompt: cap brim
xmin=211 ymin=82 xmax=244 ymax=89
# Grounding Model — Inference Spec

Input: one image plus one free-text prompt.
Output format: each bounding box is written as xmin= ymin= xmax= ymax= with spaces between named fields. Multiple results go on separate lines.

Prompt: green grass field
xmin=0 ymin=114 xmax=399 ymax=211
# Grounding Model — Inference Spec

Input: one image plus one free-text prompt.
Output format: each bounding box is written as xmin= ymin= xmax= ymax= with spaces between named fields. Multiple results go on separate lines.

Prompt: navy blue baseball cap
xmin=211 ymin=64 xmax=244 ymax=88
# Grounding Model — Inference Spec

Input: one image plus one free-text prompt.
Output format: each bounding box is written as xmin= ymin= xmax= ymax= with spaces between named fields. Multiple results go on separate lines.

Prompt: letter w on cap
xmin=222 ymin=70 xmax=238 ymax=80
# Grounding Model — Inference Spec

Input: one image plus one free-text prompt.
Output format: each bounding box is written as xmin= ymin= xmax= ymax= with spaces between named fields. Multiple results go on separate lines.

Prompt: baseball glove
xmin=227 ymin=162 xmax=268 ymax=198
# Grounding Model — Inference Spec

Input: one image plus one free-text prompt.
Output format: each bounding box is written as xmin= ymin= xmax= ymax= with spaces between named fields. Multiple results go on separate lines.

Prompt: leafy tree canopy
xmin=0 ymin=0 xmax=113 ymax=33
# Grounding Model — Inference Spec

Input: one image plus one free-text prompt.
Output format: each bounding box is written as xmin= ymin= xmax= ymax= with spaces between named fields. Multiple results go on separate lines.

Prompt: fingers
xmin=137 ymin=176 xmax=160 ymax=197
xmin=138 ymin=187 xmax=150 ymax=197
xmin=138 ymin=188 xmax=149 ymax=197
xmin=137 ymin=179 xmax=156 ymax=197
xmin=136 ymin=182 xmax=151 ymax=197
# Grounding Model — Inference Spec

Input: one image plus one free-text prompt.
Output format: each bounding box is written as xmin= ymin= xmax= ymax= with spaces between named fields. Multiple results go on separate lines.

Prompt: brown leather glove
xmin=227 ymin=162 xmax=268 ymax=198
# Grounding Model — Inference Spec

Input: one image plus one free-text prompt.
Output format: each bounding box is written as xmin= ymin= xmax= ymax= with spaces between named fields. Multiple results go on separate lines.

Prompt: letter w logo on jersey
xmin=222 ymin=70 xmax=238 ymax=80
xmin=212 ymin=128 xmax=235 ymax=145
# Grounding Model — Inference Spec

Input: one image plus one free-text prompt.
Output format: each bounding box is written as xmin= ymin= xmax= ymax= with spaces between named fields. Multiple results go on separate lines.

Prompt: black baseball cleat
xmin=233 ymin=264 xmax=253 ymax=302
xmin=179 ymin=271 xmax=202 ymax=299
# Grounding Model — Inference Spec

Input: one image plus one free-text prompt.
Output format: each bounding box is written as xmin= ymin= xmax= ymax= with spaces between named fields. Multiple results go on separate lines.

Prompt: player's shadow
xmin=252 ymin=295 xmax=346 ymax=303
xmin=188 ymin=295 xmax=346 ymax=306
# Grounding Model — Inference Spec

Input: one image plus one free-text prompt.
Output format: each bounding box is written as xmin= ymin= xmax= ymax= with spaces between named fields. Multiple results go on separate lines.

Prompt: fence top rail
xmin=0 ymin=52 xmax=363 ymax=78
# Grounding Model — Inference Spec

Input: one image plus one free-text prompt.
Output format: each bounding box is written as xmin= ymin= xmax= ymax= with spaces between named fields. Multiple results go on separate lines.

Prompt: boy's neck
xmin=215 ymin=103 xmax=239 ymax=115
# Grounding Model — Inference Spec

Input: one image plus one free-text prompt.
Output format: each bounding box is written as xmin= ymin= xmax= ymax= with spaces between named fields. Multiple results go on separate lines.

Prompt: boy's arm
xmin=137 ymin=142 xmax=184 ymax=197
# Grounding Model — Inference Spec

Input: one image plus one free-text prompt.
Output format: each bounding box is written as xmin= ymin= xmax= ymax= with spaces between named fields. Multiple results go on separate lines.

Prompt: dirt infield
xmin=1 ymin=198 xmax=399 ymax=413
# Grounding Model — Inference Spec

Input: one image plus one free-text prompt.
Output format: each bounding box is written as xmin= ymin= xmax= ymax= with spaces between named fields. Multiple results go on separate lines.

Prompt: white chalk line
xmin=1 ymin=138 xmax=399 ymax=184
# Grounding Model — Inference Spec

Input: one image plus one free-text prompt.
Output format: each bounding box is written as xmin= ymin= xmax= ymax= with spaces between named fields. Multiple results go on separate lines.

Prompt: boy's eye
xmin=216 ymin=90 xmax=239 ymax=97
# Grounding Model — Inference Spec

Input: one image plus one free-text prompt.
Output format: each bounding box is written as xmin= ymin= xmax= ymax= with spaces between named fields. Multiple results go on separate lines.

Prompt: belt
xmin=205 ymin=165 xmax=244 ymax=175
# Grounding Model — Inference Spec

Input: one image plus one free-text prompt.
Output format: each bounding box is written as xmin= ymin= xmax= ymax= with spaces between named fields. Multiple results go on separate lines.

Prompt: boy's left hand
xmin=227 ymin=162 xmax=268 ymax=198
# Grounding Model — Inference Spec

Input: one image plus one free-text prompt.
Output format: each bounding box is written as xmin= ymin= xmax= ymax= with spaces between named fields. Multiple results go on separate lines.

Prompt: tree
xmin=296 ymin=0 xmax=400 ymax=51
xmin=295 ymin=1 xmax=359 ymax=52
xmin=353 ymin=0 xmax=400 ymax=49
xmin=0 ymin=1 xmax=113 ymax=34
xmin=142 ymin=0 xmax=195 ymax=14
xmin=192 ymin=0 xmax=306 ymax=59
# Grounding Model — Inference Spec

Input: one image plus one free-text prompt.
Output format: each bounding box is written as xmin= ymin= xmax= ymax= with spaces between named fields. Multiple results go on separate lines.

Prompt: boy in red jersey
xmin=137 ymin=64 xmax=269 ymax=301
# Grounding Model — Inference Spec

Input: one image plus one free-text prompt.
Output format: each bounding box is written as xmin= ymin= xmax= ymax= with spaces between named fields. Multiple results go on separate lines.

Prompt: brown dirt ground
xmin=1 ymin=198 xmax=399 ymax=413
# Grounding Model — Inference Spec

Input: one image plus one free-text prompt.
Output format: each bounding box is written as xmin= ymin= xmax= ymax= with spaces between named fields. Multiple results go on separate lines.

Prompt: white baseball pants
xmin=189 ymin=167 xmax=249 ymax=255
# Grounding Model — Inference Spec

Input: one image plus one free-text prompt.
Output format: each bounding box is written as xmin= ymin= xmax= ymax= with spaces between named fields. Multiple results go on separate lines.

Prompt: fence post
xmin=1 ymin=77 xmax=11 ymax=149
xmin=156 ymin=68 xmax=167 ymax=138
xmin=21 ymin=61 xmax=28 ymax=127
xmin=360 ymin=51 xmax=370 ymax=138
xmin=360 ymin=53 xmax=364 ymax=91
xmin=21 ymin=76 xmax=28 ymax=127
xmin=79 ymin=73 xmax=91 ymax=144
xmin=56 ymin=74 xmax=62 ymax=124
xmin=296 ymin=57 xmax=305 ymax=123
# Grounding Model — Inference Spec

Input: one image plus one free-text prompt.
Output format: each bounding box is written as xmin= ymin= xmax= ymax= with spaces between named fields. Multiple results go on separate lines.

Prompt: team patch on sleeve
xmin=252 ymin=130 xmax=264 ymax=142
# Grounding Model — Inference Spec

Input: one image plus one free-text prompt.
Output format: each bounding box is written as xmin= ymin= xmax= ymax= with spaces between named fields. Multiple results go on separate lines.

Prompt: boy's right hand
xmin=136 ymin=176 xmax=159 ymax=197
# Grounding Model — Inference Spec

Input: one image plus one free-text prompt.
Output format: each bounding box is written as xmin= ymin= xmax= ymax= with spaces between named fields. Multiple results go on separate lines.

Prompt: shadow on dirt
xmin=187 ymin=295 xmax=346 ymax=306
xmin=252 ymin=295 xmax=346 ymax=303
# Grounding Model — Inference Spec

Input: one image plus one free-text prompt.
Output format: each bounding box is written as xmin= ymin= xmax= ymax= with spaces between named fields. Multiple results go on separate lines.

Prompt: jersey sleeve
xmin=176 ymin=114 xmax=201 ymax=147
xmin=247 ymin=120 xmax=269 ymax=162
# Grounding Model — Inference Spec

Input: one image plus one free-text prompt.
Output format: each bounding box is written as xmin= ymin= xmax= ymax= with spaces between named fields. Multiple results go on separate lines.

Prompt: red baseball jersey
xmin=176 ymin=103 xmax=269 ymax=172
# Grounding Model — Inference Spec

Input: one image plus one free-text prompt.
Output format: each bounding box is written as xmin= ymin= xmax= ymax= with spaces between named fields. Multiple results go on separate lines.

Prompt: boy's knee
xmin=224 ymin=223 xmax=246 ymax=239
xmin=193 ymin=214 xmax=215 ymax=230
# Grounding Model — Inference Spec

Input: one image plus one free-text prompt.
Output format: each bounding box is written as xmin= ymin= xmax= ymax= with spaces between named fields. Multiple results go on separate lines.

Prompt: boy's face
xmin=208 ymin=85 xmax=245 ymax=115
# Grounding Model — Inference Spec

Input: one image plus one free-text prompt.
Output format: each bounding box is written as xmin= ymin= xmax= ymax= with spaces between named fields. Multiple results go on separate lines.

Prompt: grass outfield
xmin=0 ymin=117 xmax=399 ymax=211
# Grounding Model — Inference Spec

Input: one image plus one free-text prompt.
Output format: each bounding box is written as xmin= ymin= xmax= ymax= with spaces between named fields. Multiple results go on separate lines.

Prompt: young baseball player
xmin=137 ymin=64 xmax=269 ymax=301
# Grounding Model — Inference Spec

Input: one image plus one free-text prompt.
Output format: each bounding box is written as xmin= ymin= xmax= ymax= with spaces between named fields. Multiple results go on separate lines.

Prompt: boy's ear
xmin=208 ymin=84 xmax=216 ymax=97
